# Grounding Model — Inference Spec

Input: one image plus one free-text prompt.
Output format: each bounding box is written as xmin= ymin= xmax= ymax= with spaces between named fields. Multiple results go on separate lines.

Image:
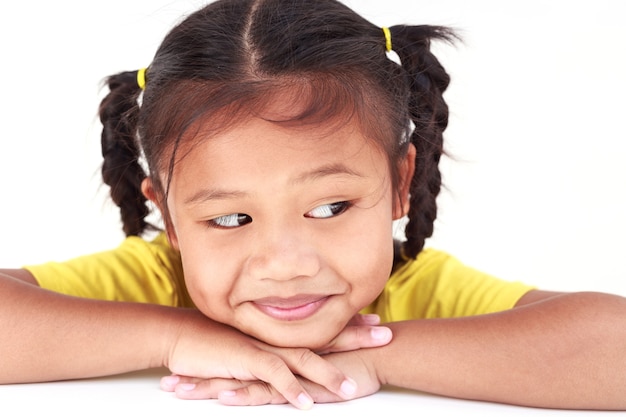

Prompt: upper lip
xmin=253 ymin=294 xmax=330 ymax=309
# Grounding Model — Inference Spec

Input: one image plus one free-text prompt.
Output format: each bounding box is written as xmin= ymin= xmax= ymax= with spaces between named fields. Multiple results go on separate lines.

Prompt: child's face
xmin=161 ymin=115 xmax=410 ymax=349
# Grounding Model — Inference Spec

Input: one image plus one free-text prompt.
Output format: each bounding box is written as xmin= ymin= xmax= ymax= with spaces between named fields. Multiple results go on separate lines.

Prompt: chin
xmin=254 ymin=328 xmax=337 ymax=350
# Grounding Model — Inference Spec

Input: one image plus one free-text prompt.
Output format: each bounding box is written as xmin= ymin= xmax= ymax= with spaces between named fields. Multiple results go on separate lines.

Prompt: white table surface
xmin=0 ymin=368 xmax=618 ymax=416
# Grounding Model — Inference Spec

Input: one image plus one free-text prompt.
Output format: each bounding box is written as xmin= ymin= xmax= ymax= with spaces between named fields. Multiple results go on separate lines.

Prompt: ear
xmin=392 ymin=143 xmax=416 ymax=220
xmin=141 ymin=178 xmax=180 ymax=249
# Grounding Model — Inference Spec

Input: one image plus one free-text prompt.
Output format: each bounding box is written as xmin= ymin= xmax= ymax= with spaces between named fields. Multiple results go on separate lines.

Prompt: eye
xmin=305 ymin=201 xmax=352 ymax=219
xmin=208 ymin=213 xmax=252 ymax=229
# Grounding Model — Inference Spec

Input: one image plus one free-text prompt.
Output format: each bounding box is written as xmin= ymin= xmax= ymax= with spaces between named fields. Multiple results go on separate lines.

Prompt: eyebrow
xmin=184 ymin=163 xmax=364 ymax=205
xmin=292 ymin=163 xmax=364 ymax=184
xmin=184 ymin=189 xmax=248 ymax=205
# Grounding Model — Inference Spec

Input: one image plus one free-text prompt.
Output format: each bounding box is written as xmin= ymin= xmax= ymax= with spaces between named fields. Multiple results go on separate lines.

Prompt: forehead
xmin=152 ymin=79 xmax=397 ymax=198
xmin=181 ymin=111 xmax=381 ymax=166
xmin=167 ymin=113 xmax=390 ymax=193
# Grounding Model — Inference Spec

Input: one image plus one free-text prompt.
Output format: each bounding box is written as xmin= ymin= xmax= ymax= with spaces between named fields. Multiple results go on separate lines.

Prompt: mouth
xmin=252 ymin=295 xmax=330 ymax=321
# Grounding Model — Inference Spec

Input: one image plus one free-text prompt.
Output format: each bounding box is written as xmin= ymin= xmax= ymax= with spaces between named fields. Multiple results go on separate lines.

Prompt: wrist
xmin=156 ymin=307 xmax=227 ymax=371
xmin=149 ymin=305 xmax=203 ymax=370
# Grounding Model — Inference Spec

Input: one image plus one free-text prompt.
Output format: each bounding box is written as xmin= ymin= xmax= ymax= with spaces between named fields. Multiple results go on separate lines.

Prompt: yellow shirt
xmin=361 ymin=250 xmax=533 ymax=321
xmin=25 ymin=234 xmax=533 ymax=320
xmin=26 ymin=234 xmax=194 ymax=308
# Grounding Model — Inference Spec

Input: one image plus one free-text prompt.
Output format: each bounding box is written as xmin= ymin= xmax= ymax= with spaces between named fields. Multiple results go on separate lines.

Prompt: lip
xmin=252 ymin=295 xmax=330 ymax=321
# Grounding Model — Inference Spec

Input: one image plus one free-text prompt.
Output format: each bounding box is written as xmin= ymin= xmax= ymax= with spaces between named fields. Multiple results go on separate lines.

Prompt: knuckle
xmin=248 ymin=383 xmax=287 ymax=406
xmin=293 ymin=348 xmax=316 ymax=368
xmin=257 ymin=352 xmax=289 ymax=376
xmin=252 ymin=354 xmax=304 ymax=405
xmin=292 ymin=348 xmax=345 ymax=387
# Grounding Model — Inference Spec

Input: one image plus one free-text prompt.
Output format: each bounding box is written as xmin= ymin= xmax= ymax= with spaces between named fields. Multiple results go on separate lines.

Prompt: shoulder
xmin=382 ymin=244 xmax=534 ymax=319
xmin=391 ymin=245 xmax=460 ymax=285
xmin=120 ymin=232 xmax=181 ymax=267
xmin=25 ymin=233 xmax=190 ymax=307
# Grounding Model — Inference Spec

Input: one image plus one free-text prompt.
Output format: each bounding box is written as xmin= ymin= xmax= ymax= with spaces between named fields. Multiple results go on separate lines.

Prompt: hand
xmin=162 ymin=313 xmax=391 ymax=406
xmin=166 ymin=309 xmax=355 ymax=409
xmin=161 ymin=348 xmax=381 ymax=405
xmin=316 ymin=313 xmax=392 ymax=354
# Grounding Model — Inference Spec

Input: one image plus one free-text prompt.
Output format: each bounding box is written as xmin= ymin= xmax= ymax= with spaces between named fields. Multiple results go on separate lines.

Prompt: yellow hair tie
xmin=137 ymin=68 xmax=147 ymax=90
xmin=382 ymin=27 xmax=392 ymax=52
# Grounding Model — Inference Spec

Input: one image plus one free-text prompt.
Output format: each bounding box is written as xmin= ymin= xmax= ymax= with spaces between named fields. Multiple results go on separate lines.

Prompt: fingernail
xmin=178 ymin=383 xmax=196 ymax=391
xmin=362 ymin=314 xmax=381 ymax=324
xmin=297 ymin=392 xmax=314 ymax=409
xmin=340 ymin=378 xmax=357 ymax=397
xmin=161 ymin=375 xmax=180 ymax=388
xmin=371 ymin=327 xmax=391 ymax=341
xmin=219 ymin=390 xmax=236 ymax=398
xmin=161 ymin=375 xmax=180 ymax=385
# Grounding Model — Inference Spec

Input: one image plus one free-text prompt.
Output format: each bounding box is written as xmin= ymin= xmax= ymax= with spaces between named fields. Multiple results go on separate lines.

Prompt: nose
xmin=245 ymin=222 xmax=321 ymax=281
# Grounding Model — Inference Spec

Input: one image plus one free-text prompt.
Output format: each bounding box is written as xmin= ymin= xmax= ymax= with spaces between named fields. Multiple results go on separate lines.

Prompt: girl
xmin=1 ymin=0 xmax=626 ymax=411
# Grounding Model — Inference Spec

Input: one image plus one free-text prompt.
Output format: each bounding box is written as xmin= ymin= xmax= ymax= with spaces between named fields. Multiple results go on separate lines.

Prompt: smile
xmin=253 ymin=295 xmax=330 ymax=321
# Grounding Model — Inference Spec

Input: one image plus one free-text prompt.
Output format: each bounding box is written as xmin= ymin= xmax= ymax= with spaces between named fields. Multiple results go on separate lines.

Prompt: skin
xmin=153 ymin=115 xmax=410 ymax=350
xmin=145 ymin=112 xmax=626 ymax=409
xmin=0 ymin=106 xmax=400 ymax=411
xmin=3 ymin=106 xmax=626 ymax=410
xmin=0 ymin=267 xmax=393 ymax=410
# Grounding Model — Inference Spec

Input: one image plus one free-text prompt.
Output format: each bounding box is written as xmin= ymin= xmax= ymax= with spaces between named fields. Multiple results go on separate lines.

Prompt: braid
xmin=98 ymin=70 xmax=155 ymax=236
xmin=390 ymin=25 xmax=455 ymax=258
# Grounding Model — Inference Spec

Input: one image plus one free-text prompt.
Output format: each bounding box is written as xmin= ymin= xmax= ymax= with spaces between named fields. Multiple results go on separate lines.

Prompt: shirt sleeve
xmin=23 ymin=233 xmax=193 ymax=307
xmin=362 ymin=248 xmax=535 ymax=321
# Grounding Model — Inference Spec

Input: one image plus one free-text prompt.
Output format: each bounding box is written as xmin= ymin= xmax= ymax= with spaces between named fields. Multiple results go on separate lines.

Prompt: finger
xmin=278 ymin=348 xmax=358 ymax=401
xmin=249 ymin=352 xmax=315 ymax=409
xmin=218 ymin=382 xmax=288 ymax=406
xmin=347 ymin=313 xmax=381 ymax=326
xmin=174 ymin=378 xmax=251 ymax=400
xmin=218 ymin=379 xmax=345 ymax=406
xmin=160 ymin=374 xmax=181 ymax=392
xmin=317 ymin=326 xmax=392 ymax=354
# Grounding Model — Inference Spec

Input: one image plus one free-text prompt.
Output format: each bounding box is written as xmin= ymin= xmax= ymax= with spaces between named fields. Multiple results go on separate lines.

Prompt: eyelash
xmin=206 ymin=201 xmax=352 ymax=229
xmin=207 ymin=213 xmax=252 ymax=229
xmin=305 ymin=201 xmax=353 ymax=219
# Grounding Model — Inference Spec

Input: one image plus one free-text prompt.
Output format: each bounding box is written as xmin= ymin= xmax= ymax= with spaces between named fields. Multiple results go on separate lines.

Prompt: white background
xmin=0 ymin=1 xmax=624 ymax=295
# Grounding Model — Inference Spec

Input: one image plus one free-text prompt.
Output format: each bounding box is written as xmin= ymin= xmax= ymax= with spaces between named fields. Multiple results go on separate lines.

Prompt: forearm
xmin=370 ymin=292 xmax=626 ymax=410
xmin=0 ymin=272 xmax=188 ymax=383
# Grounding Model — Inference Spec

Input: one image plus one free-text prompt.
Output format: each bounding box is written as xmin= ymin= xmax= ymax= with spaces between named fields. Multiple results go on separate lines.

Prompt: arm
xmin=0 ymin=269 xmax=173 ymax=382
xmin=205 ymin=290 xmax=626 ymax=410
xmin=1 ymin=268 xmax=39 ymax=285
xmin=365 ymin=290 xmax=626 ymax=410
xmin=0 ymin=270 xmax=372 ymax=409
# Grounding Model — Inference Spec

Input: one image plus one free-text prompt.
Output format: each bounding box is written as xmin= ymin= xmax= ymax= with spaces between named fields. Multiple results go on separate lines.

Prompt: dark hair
xmin=99 ymin=0 xmax=455 ymax=258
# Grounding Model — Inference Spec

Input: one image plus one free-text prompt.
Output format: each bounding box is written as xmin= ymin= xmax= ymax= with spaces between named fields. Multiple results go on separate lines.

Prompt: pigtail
xmin=98 ymin=70 xmax=154 ymax=236
xmin=390 ymin=25 xmax=456 ymax=259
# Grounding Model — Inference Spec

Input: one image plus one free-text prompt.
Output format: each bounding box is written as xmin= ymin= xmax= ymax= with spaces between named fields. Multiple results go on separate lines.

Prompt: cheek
xmin=178 ymin=241 xmax=237 ymax=322
xmin=335 ymin=209 xmax=395 ymax=308
xmin=350 ymin=246 xmax=393 ymax=308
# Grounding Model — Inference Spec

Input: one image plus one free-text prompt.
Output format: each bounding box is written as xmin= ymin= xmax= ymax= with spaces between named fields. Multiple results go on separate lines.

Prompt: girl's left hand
xmin=161 ymin=349 xmax=381 ymax=405
xmin=161 ymin=314 xmax=389 ymax=404
xmin=316 ymin=313 xmax=392 ymax=354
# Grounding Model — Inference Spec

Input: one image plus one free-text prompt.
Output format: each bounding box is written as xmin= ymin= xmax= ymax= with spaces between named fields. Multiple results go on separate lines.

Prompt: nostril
xmin=245 ymin=245 xmax=321 ymax=281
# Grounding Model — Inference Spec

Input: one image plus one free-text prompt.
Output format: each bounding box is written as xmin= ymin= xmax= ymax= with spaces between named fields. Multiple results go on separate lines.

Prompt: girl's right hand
xmin=162 ymin=311 xmax=392 ymax=408
xmin=164 ymin=310 xmax=389 ymax=409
